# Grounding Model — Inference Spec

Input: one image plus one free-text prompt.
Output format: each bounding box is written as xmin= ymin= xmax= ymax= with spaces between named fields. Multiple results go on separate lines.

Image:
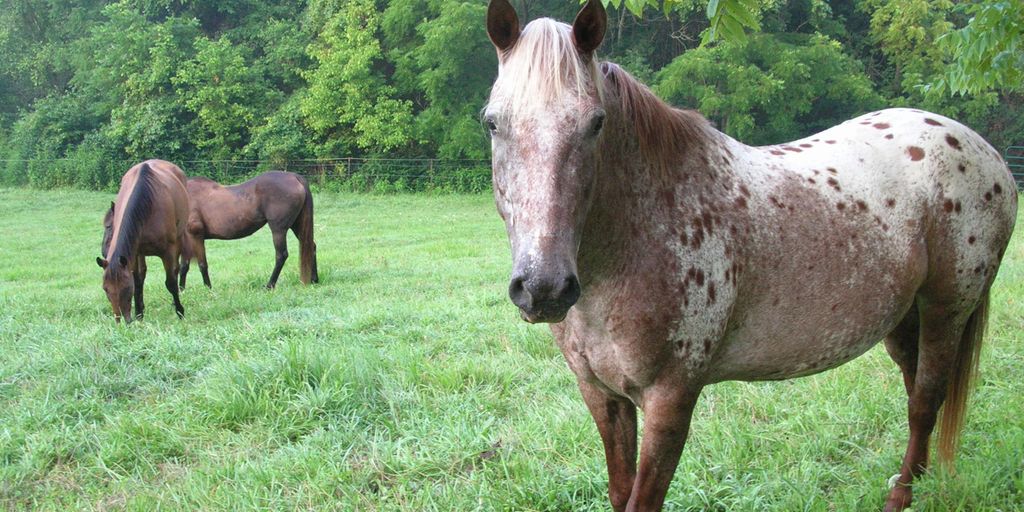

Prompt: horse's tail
xmin=936 ymin=290 xmax=989 ymax=466
xmin=295 ymin=175 xmax=318 ymax=285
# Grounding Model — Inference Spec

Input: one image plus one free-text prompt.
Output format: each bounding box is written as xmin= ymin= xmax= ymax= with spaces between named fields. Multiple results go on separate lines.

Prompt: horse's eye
xmin=591 ymin=112 xmax=606 ymax=135
xmin=484 ymin=117 xmax=498 ymax=135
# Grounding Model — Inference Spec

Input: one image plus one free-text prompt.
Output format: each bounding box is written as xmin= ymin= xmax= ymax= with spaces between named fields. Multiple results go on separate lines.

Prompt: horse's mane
xmin=110 ymin=163 xmax=157 ymax=270
xmin=599 ymin=62 xmax=713 ymax=171
xmin=486 ymin=18 xmax=603 ymax=117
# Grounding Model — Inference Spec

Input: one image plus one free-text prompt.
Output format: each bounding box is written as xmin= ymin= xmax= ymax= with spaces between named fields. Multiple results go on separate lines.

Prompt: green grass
xmin=1 ymin=187 xmax=1022 ymax=511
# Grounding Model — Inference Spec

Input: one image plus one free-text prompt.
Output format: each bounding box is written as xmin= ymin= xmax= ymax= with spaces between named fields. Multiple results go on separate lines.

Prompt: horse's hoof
xmin=884 ymin=481 xmax=913 ymax=511
xmin=887 ymin=473 xmax=901 ymax=489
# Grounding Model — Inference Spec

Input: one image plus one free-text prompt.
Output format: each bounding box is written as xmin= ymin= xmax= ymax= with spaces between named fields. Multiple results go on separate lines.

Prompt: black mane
xmin=109 ymin=163 xmax=156 ymax=269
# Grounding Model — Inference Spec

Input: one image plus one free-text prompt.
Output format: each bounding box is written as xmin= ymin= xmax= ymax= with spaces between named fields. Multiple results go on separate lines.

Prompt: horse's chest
xmin=554 ymin=271 xmax=728 ymax=403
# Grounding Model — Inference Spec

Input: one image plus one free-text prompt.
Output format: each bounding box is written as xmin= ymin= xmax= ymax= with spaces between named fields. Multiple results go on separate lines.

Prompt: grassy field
xmin=0 ymin=187 xmax=1022 ymax=511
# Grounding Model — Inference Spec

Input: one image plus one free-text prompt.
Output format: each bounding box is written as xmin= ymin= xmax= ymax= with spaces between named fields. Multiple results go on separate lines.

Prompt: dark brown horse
xmin=485 ymin=1 xmax=1018 ymax=510
xmin=98 ymin=159 xmax=189 ymax=323
xmin=179 ymin=171 xmax=318 ymax=289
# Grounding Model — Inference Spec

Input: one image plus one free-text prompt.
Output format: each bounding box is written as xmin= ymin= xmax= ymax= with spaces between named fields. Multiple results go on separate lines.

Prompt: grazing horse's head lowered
xmin=485 ymin=0 xmax=607 ymax=323
xmin=98 ymin=201 xmax=134 ymax=322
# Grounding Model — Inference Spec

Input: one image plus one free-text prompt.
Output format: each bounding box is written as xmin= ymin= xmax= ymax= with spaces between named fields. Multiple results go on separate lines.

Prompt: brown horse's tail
xmin=936 ymin=290 xmax=989 ymax=466
xmin=295 ymin=176 xmax=318 ymax=285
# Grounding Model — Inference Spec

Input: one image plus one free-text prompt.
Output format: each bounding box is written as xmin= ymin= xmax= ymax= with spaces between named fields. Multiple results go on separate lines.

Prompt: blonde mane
xmin=487 ymin=18 xmax=602 ymax=117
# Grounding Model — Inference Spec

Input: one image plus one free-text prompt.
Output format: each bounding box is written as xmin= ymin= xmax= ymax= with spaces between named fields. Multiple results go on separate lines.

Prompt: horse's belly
xmin=708 ymin=269 xmax=920 ymax=383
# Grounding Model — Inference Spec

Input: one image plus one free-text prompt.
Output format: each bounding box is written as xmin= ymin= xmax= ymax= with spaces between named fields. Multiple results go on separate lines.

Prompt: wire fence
xmin=1006 ymin=146 xmax=1024 ymax=190
xmin=0 ymin=157 xmax=494 ymax=194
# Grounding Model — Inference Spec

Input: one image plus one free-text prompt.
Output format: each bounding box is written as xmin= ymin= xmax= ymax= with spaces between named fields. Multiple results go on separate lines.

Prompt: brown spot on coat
xmin=707 ymin=282 xmax=716 ymax=303
xmin=826 ymin=177 xmax=841 ymax=191
xmin=770 ymin=150 xmax=785 ymax=156
xmin=924 ymin=118 xmax=943 ymax=126
xmin=946 ymin=135 xmax=961 ymax=150
xmin=907 ymin=147 xmax=925 ymax=161
xmin=994 ymin=183 xmax=1003 ymax=194
xmin=855 ymin=200 xmax=868 ymax=211
xmin=885 ymin=134 xmax=894 ymax=139
xmin=825 ymin=140 xmax=837 ymax=144
xmin=943 ymin=200 xmax=954 ymax=212
xmin=873 ymin=123 xmax=890 ymax=129
xmin=799 ymin=143 xmax=812 ymax=148
xmin=885 ymin=198 xmax=895 ymax=207
xmin=984 ymin=192 xmax=992 ymax=201
xmin=735 ymin=196 xmax=747 ymax=209
xmin=958 ymin=164 xmax=966 ymax=173
xmin=968 ymin=236 xmax=976 ymax=244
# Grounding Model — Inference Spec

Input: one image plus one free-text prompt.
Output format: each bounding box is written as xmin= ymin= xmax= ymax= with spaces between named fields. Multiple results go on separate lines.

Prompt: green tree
xmin=302 ymin=0 xmax=413 ymax=155
xmin=655 ymin=33 xmax=883 ymax=144
xmin=173 ymin=36 xmax=276 ymax=160
xmin=935 ymin=0 xmax=1023 ymax=95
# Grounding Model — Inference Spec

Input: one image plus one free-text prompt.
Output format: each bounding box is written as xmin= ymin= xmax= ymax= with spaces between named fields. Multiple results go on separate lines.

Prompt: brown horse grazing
xmin=179 ymin=171 xmax=318 ymax=290
xmin=485 ymin=1 xmax=1017 ymax=510
xmin=98 ymin=159 xmax=189 ymax=323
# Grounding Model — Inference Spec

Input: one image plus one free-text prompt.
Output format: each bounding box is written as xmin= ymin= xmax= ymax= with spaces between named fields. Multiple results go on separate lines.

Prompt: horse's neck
xmin=579 ymin=121 xmax=737 ymax=281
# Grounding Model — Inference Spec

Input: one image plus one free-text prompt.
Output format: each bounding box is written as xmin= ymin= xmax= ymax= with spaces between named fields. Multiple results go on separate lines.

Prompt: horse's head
xmin=485 ymin=0 xmax=607 ymax=323
xmin=98 ymin=202 xmax=134 ymax=323
xmin=96 ymin=255 xmax=134 ymax=323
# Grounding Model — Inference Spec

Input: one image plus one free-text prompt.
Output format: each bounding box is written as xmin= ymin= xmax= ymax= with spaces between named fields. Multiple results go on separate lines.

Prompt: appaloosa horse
xmin=484 ymin=1 xmax=1017 ymax=510
xmin=98 ymin=159 xmax=189 ymax=323
xmin=179 ymin=171 xmax=317 ymax=289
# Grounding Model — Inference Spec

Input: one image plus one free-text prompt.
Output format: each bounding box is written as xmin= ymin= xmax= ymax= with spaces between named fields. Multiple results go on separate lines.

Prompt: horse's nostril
xmin=561 ymin=275 xmax=581 ymax=304
xmin=509 ymin=276 xmax=533 ymax=309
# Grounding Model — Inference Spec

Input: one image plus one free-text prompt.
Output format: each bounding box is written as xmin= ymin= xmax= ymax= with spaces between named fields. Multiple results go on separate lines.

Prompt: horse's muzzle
xmin=509 ymin=272 xmax=581 ymax=323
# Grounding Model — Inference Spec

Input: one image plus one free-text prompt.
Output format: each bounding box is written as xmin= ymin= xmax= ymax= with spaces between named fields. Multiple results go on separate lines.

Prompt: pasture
xmin=0 ymin=187 xmax=1022 ymax=511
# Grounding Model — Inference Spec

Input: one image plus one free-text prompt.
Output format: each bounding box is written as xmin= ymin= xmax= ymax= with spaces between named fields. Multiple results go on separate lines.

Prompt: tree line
xmin=1 ymin=0 xmax=1021 ymax=190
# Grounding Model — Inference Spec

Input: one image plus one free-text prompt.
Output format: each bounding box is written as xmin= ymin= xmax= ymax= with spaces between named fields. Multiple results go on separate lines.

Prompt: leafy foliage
xmin=935 ymin=0 xmax=1023 ymax=95
xmin=655 ymin=33 xmax=883 ymax=144
xmin=0 ymin=0 xmax=1021 ymax=190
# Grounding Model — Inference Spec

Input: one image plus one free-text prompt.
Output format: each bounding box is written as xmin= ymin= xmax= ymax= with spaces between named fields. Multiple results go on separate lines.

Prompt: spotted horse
xmin=484 ymin=1 xmax=1018 ymax=510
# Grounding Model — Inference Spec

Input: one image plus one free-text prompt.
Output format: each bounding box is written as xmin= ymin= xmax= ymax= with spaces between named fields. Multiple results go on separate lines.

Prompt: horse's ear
xmin=487 ymin=0 xmax=520 ymax=54
xmin=96 ymin=257 xmax=108 ymax=269
xmin=572 ymin=0 xmax=607 ymax=56
xmin=118 ymin=255 xmax=128 ymax=267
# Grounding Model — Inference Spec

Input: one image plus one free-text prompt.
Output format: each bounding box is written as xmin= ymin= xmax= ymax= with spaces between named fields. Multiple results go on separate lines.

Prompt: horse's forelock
xmin=486 ymin=18 xmax=602 ymax=117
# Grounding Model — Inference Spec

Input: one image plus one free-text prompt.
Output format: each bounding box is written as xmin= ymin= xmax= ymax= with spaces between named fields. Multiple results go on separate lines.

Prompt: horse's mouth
xmin=519 ymin=308 xmax=568 ymax=324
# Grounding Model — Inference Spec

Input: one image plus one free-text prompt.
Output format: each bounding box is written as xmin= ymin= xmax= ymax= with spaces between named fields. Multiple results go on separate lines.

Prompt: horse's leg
xmin=884 ymin=303 xmax=920 ymax=395
xmin=884 ymin=301 xmax=971 ymax=511
xmin=179 ymin=235 xmax=191 ymax=289
xmin=133 ymin=257 xmax=147 ymax=320
xmin=162 ymin=253 xmax=185 ymax=319
xmin=194 ymin=237 xmax=212 ymax=288
xmin=627 ymin=383 xmax=702 ymax=511
xmin=578 ymin=380 xmax=638 ymax=512
xmin=266 ymin=228 xmax=288 ymax=289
